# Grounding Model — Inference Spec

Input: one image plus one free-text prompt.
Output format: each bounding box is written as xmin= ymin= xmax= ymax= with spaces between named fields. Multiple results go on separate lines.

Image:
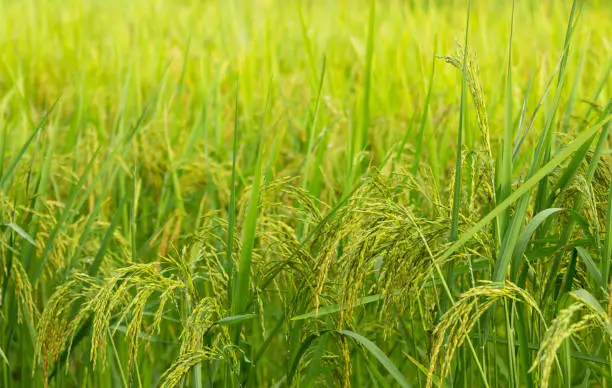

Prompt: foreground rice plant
xmin=1 ymin=0 xmax=611 ymax=386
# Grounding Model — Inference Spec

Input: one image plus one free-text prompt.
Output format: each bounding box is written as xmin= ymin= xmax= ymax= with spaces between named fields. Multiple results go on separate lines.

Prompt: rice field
xmin=1 ymin=0 xmax=611 ymax=386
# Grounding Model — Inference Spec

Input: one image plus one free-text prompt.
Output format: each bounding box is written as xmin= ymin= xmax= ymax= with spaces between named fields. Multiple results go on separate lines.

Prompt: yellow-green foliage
xmin=1 ymin=0 xmax=611 ymax=387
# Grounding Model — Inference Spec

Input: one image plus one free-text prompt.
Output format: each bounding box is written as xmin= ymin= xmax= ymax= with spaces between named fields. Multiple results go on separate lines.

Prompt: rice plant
xmin=0 ymin=0 xmax=611 ymax=386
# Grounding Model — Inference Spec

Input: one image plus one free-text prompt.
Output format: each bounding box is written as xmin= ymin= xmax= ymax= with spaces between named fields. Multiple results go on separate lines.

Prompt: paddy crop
xmin=0 ymin=0 xmax=611 ymax=386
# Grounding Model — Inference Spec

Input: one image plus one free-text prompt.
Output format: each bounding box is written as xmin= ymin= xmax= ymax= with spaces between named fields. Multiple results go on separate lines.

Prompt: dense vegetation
xmin=1 ymin=0 xmax=611 ymax=386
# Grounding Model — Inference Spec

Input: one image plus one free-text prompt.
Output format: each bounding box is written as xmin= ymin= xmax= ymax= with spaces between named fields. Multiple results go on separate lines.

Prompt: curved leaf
xmin=338 ymin=330 xmax=411 ymax=388
xmin=574 ymin=247 xmax=603 ymax=288
xmin=511 ymin=208 xmax=564 ymax=277
xmin=3 ymin=223 xmax=36 ymax=246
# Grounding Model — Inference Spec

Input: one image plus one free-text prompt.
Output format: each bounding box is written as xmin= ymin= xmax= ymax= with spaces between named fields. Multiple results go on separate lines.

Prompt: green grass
xmin=1 ymin=0 xmax=612 ymax=386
